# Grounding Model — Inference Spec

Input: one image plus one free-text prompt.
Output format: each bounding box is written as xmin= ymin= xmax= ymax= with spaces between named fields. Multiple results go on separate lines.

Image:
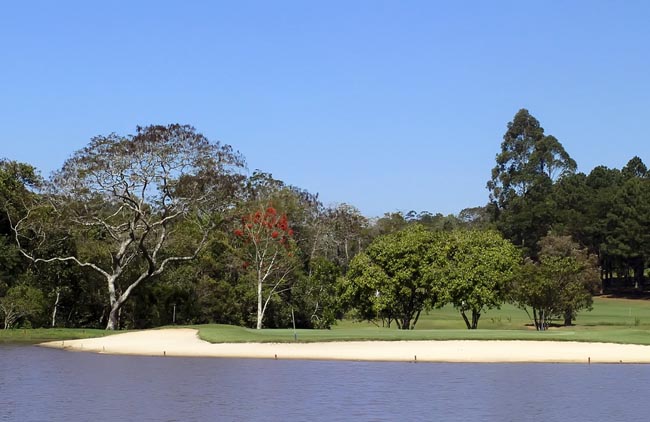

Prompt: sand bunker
xmin=40 ymin=328 xmax=650 ymax=363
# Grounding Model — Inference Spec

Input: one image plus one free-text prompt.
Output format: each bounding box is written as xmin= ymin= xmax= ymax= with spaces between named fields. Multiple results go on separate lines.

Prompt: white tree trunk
xmin=256 ymin=278 xmax=263 ymax=329
xmin=106 ymin=304 xmax=120 ymax=330
xmin=51 ymin=287 xmax=61 ymax=328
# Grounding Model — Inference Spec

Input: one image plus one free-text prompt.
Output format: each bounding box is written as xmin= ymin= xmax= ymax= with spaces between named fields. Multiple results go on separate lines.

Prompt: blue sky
xmin=2 ymin=1 xmax=649 ymax=217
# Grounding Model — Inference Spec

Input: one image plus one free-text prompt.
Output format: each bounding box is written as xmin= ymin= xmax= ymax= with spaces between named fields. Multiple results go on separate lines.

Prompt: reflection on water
xmin=1 ymin=344 xmax=649 ymax=422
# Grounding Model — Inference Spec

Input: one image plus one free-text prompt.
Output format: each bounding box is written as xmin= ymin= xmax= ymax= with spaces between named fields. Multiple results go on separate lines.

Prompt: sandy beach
xmin=38 ymin=328 xmax=650 ymax=363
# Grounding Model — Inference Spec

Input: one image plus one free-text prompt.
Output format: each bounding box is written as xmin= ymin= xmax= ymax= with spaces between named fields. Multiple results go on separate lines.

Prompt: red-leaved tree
xmin=233 ymin=204 xmax=296 ymax=329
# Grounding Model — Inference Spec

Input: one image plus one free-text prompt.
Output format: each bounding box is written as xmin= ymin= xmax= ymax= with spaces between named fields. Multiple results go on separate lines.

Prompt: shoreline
xmin=39 ymin=328 xmax=650 ymax=363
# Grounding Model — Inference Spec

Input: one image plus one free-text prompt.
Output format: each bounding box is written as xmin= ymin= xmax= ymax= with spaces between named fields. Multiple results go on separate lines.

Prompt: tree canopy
xmin=510 ymin=235 xmax=600 ymax=330
xmin=488 ymin=108 xmax=576 ymax=206
xmin=2 ymin=111 xmax=647 ymax=331
xmin=488 ymin=109 xmax=576 ymax=257
xmin=11 ymin=124 xmax=245 ymax=329
xmin=436 ymin=230 xmax=520 ymax=329
xmin=341 ymin=224 xmax=442 ymax=329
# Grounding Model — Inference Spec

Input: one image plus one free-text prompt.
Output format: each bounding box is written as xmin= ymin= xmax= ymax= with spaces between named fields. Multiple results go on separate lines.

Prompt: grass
xmin=4 ymin=296 xmax=650 ymax=345
xmin=195 ymin=325 xmax=650 ymax=345
xmin=0 ymin=328 xmax=109 ymax=344
xmin=195 ymin=296 xmax=650 ymax=345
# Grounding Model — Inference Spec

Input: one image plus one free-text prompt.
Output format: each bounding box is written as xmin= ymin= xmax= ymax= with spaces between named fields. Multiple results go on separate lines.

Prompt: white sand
xmin=39 ymin=328 xmax=650 ymax=363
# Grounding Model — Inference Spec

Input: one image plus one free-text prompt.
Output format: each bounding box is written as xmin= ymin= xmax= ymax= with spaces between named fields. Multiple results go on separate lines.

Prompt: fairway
xmin=4 ymin=296 xmax=650 ymax=346
xmin=196 ymin=296 xmax=650 ymax=345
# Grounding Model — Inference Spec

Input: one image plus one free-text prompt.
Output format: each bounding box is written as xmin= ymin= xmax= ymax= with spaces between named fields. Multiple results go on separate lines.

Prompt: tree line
xmin=0 ymin=111 xmax=646 ymax=331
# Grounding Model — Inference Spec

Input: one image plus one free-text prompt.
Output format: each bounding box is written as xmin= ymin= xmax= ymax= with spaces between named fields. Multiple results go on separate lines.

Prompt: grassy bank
xmin=4 ymin=296 xmax=650 ymax=345
xmin=196 ymin=297 xmax=650 ymax=345
xmin=195 ymin=324 xmax=650 ymax=345
xmin=0 ymin=328 xmax=109 ymax=344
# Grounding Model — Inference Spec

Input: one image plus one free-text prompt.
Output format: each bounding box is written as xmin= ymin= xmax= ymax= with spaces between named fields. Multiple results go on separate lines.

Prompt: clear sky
xmin=2 ymin=1 xmax=649 ymax=217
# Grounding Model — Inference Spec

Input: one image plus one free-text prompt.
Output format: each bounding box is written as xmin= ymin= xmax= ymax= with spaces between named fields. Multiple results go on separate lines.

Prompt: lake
xmin=1 ymin=344 xmax=649 ymax=421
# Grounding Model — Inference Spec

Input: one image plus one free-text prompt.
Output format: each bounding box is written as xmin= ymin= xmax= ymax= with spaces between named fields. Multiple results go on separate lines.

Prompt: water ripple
xmin=1 ymin=345 xmax=650 ymax=421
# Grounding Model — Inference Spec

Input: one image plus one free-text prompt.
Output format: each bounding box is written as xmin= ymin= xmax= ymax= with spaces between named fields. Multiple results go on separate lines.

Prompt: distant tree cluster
xmin=0 ymin=111 xmax=644 ymax=331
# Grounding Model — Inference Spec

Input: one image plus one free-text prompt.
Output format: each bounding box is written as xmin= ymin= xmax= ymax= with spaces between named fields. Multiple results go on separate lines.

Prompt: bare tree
xmin=12 ymin=124 xmax=244 ymax=329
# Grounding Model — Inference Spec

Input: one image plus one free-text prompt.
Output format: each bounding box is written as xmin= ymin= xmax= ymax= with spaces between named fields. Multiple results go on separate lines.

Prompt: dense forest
xmin=1 ymin=110 xmax=648 ymax=331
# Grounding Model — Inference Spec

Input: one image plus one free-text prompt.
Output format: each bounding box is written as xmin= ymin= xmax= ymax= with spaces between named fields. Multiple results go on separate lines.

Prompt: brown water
xmin=1 ymin=344 xmax=649 ymax=421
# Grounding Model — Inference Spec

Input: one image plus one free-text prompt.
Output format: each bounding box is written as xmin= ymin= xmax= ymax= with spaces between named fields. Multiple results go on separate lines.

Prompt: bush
xmin=0 ymin=285 xmax=46 ymax=329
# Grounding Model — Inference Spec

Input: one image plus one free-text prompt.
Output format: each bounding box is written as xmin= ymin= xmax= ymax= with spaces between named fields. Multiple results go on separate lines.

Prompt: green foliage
xmin=192 ymin=297 xmax=650 ymax=345
xmin=5 ymin=115 xmax=650 ymax=335
xmin=195 ymin=275 xmax=253 ymax=326
xmin=0 ymin=160 xmax=42 ymax=298
xmin=291 ymin=257 xmax=340 ymax=329
xmin=168 ymin=235 xmax=252 ymax=327
xmin=488 ymin=109 xmax=576 ymax=206
xmin=496 ymin=176 xmax=555 ymax=257
xmin=457 ymin=206 xmax=494 ymax=229
xmin=370 ymin=212 xmax=410 ymax=237
xmin=341 ymin=224 xmax=442 ymax=329
xmin=0 ymin=236 xmax=21 ymax=285
xmin=553 ymin=160 xmax=650 ymax=291
xmin=510 ymin=235 xmax=600 ymax=330
xmin=550 ymin=172 xmax=591 ymax=245
xmin=435 ymin=230 xmax=520 ymax=329
xmin=407 ymin=210 xmax=461 ymax=231
xmin=603 ymin=176 xmax=650 ymax=284
xmin=0 ymin=159 xmax=41 ymax=227
xmin=13 ymin=125 xmax=246 ymax=330
xmin=488 ymin=109 xmax=576 ymax=257
xmin=0 ymin=284 xmax=46 ymax=329
xmin=622 ymin=156 xmax=648 ymax=179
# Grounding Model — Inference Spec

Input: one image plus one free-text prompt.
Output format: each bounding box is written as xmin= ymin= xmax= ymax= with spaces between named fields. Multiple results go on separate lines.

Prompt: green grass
xmin=5 ymin=296 xmax=650 ymax=346
xmin=195 ymin=325 xmax=650 ymax=345
xmin=0 ymin=328 xmax=110 ymax=344
xmin=195 ymin=296 xmax=650 ymax=345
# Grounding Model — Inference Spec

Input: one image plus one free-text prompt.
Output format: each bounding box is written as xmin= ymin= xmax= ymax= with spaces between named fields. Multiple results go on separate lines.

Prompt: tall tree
xmin=551 ymin=173 xmax=591 ymax=246
xmin=487 ymin=109 xmax=576 ymax=257
xmin=622 ymin=156 xmax=648 ymax=179
xmin=12 ymin=124 xmax=245 ymax=329
xmin=603 ymin=174 xmax=650 ymax=289
xmin=488 ymin=109 xmax=576 ymax=206
xmin=583 ymin=166 xmax=624 ymax=282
